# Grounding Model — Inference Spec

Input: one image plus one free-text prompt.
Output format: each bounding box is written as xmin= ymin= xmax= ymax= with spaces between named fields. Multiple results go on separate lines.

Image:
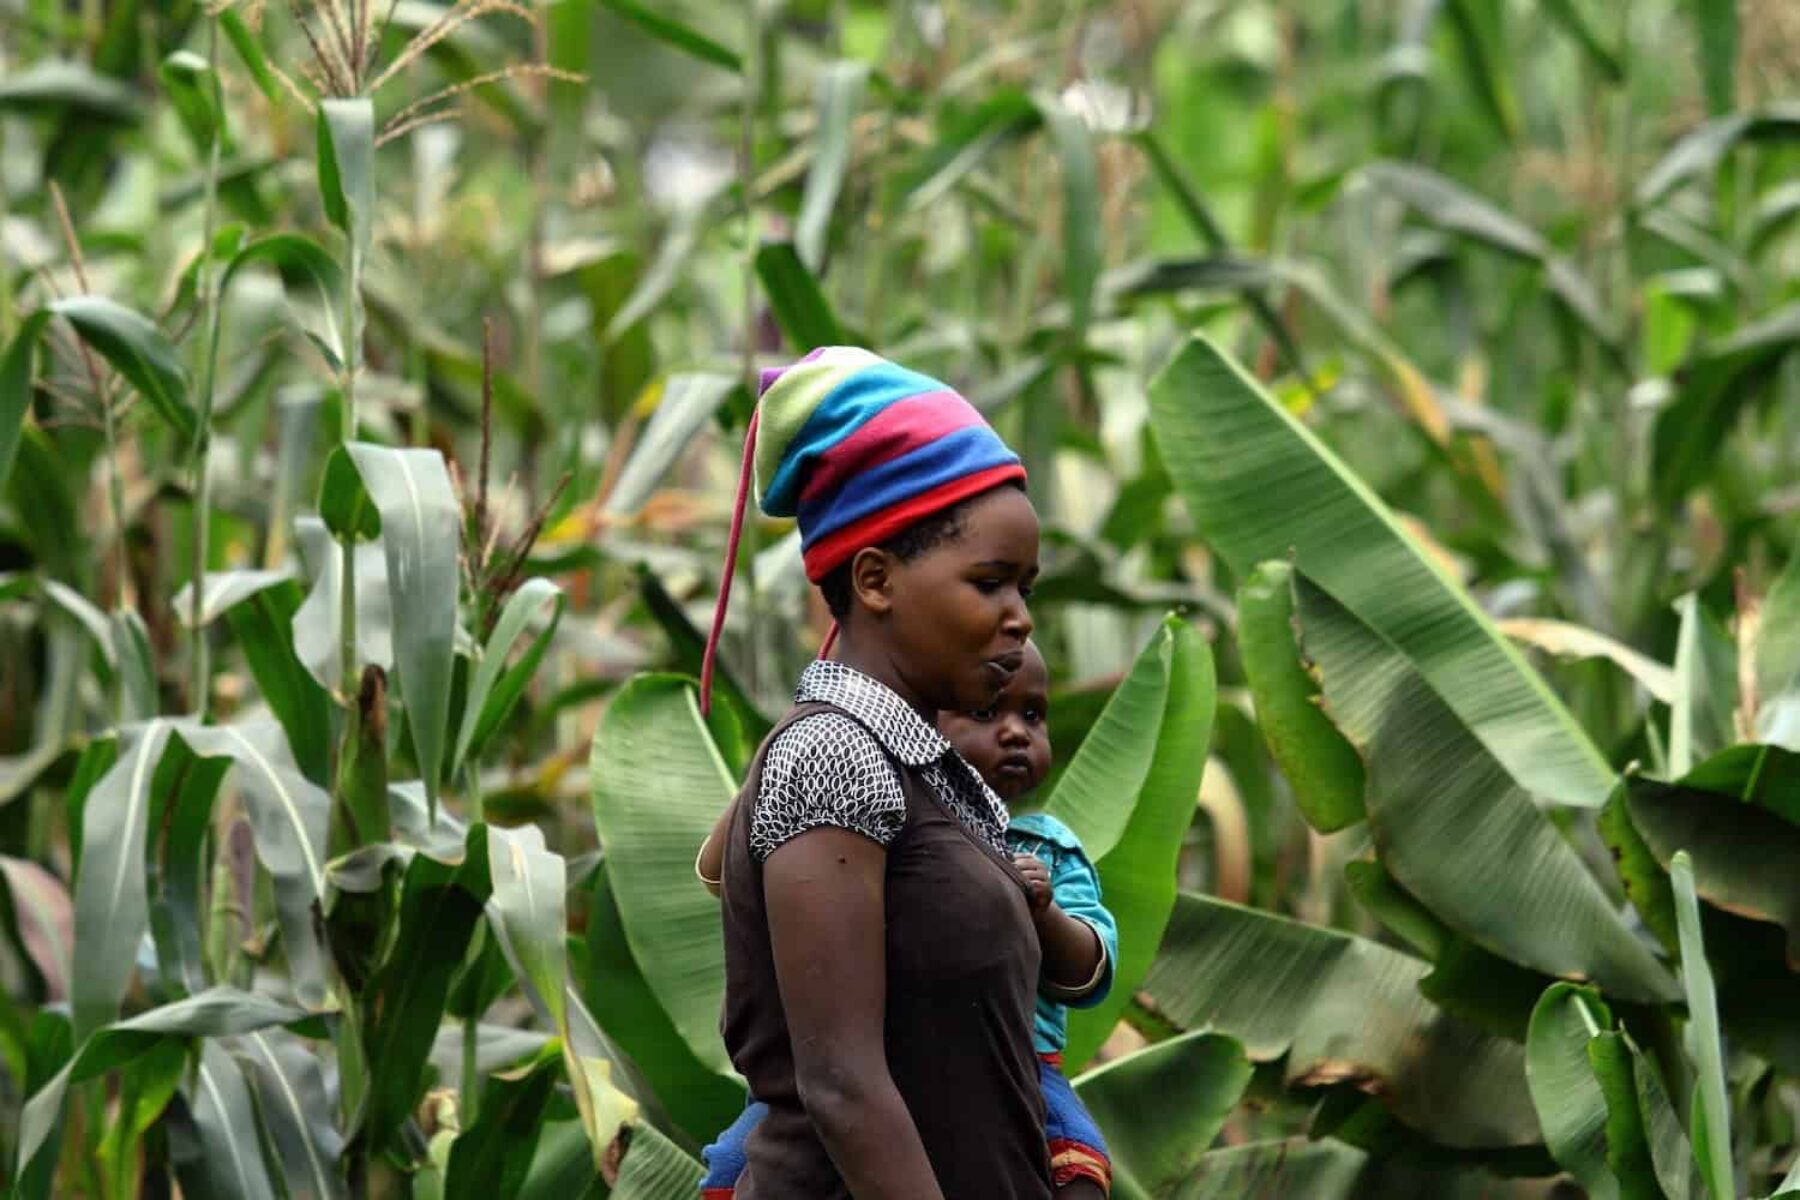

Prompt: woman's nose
xmin=1003 ymin=594 xmax=1032 ymax=641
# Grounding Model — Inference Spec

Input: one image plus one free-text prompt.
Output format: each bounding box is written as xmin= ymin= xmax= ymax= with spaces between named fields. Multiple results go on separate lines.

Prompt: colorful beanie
xmin=699 ymin=347 xmax=1026 ymax=712
xmin=755 ymin=346 xmax=1026 ymax=582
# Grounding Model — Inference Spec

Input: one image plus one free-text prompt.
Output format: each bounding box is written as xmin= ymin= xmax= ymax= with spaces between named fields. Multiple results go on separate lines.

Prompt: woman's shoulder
xmin=752 ymin=709 xmax=907 ymax=860
xmin=764 ymin=708 xmax=891 ymax=770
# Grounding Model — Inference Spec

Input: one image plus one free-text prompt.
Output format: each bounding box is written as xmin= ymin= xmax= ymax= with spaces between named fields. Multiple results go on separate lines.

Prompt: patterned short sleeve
xmin=751 ymin=713 xmax=907 ymax=861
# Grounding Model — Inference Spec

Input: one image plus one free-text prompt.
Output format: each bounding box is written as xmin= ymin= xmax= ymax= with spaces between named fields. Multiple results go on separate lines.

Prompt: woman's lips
xmin=983 ymin=651 xmax=1024 ymax=684
xmin=982 ymin=658 xmax=1019 ymax=687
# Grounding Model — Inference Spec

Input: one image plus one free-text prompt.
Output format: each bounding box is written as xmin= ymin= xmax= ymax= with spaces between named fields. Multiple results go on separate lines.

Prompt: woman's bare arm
xmin=763 ymin=827 xmax=945 ymax=1200
xmin=695 ymin=802 xmax=736 ymax=897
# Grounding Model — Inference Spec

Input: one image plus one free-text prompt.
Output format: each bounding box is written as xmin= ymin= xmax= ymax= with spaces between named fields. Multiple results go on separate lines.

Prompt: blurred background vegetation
xmin=3 ymin=0 xmax=1800 ymax=1195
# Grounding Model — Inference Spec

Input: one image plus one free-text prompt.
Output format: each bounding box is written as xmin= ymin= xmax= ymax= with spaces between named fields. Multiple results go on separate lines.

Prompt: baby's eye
xmin=1023 ymin=708 xmax=1044 ymax=724
xmin=968 ymin=707 xmax=997 ymax=723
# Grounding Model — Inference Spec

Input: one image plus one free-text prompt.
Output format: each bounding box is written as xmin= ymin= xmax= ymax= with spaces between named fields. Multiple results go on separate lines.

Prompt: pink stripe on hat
xmin=797 ymin=389 xmax=979 ymax=506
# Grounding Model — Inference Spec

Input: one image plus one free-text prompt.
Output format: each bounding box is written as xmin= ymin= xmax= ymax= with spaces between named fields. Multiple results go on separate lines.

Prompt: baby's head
xmin=940 ymin=640 xmax=1051 ymax=802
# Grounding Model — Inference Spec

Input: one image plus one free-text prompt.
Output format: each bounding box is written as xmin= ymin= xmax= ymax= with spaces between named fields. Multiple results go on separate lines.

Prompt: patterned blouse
xmin=749 ymin=660 xmax=1012 ymax=861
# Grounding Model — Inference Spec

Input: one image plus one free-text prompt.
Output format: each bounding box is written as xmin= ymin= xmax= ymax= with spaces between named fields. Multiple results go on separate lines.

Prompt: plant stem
xmin=48 ymin=184 xmax=131 ymax=638
xmin=740 ymin=0 xmax=765 ymax=697
xmin=461 ymin=1007 xmax=480 ymax=1121
xmin=189 ymin=17 xmax=225 ymax=717
xmin=0 ymin=119 xmax=12 ymax=340
xmin=339 ymin=209 xmax=364 ymax=702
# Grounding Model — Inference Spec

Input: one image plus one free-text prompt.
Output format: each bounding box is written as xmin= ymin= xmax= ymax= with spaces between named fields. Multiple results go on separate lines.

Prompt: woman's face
xmin=881 ymin=486 xmax=1039 ymax=714
xmin=940 ymin=644 xmax=1051 ymax=801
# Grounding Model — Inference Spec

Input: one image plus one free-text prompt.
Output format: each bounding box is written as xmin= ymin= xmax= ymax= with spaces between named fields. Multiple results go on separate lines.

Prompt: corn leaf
xmin=1035 ymin=91 xmax=1102 ymax=344
xmin=159 ymin=50 xmax=225 ymax=158
xmin=358 ymin=825 xmax=492 ymax=1153
xmin=0 ymin=310 xmax=52 ymax=494
xmin=0 ymin=60 xmax=137 ymax=119
xmin=1673 ymin=852 xmax=1739 ymax=1200
xmin=1687 ymin=0 xmax=1737 ymax=116
xmin=231 ymin=1029 xmax=346 ymax=1200
xmin=598 ymin=0 xmax=741 ymax=72
xmin=292 ymin=516 xmax=393 ymax=691
xmin=224 ymin=578 xmax=334 ymax=786
xmin=16 ymin=987 xmax=322 ymax=1175
xmin=453 ymin=578 xmax=564 ymax=777
xmin=187 ymin=1039 xmax=280 ymax=1200
xmin=321 ymin=444 xmax=461 ymax=813
xmin=603 ymin=374 xmax=737 ymax=518
xmin=444 ymin=1043 xmax=562 ymax=1200
xmin=796 ymin=62 xmax=868 ymax=272
xmin=70 ymin=720 xmax=173 ymax=1039
xmin=754 ymin=241 xmax=843 ymax=350
xmin=316 ymin=99 xmax=375 ymax=266
xmin=0 ymin=856 xmax=72 ymax=1001
xmin=51 ymin=296 xmax=198 ymax=446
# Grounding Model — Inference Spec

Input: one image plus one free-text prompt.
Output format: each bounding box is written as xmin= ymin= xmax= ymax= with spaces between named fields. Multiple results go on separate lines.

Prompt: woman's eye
xmin=972 ymin=578 xmax=1002 ymax=594
xmin=1018 ymin=582 xmax=1035 ymax=601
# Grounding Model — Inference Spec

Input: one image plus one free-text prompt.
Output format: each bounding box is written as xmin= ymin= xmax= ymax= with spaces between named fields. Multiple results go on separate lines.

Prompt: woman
xmin=701 ymin=347 xmax=1053 ymax=1198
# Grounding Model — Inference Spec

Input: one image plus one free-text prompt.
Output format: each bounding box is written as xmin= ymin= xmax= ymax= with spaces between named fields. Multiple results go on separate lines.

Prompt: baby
xmin=696 ymin=641 xmax=1118 ymax=1197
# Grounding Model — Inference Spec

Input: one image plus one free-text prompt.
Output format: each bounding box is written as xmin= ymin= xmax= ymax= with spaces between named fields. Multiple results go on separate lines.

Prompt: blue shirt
xmin=1004 ymin=812 xmax=1118 ymax=1055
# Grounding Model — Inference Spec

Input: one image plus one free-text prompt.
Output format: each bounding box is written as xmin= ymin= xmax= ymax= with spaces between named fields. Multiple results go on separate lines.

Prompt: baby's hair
xmin=817 ymin=480 xmax=1025 ymax=619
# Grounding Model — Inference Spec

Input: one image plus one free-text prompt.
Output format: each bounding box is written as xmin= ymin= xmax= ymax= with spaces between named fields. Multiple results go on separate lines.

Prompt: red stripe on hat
xmin=797 ymin=389 xmax=979 ymax=506
xmin=800 ymin=463 xmax=1026 ymax=582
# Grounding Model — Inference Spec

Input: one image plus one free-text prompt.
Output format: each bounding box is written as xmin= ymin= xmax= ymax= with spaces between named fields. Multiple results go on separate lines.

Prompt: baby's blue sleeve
xmin=1008 ymin=813 xmax=1120 ymax=1008
xmin=1049 ymin=843 xmax=1118 ymax=1008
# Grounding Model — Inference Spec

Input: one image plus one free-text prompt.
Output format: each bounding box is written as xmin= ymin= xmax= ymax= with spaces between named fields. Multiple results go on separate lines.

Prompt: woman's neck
xmin=831 ymin=633 xmax=937 ymax=726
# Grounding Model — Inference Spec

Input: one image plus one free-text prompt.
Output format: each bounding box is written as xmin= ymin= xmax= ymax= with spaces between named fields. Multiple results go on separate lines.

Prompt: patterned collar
xmin=794 ymin=660 xmax=952 ymax=767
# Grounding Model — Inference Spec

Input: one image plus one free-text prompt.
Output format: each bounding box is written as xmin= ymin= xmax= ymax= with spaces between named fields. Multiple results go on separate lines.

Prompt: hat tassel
xmin=700 ymin=407 xmax=759 ymax=717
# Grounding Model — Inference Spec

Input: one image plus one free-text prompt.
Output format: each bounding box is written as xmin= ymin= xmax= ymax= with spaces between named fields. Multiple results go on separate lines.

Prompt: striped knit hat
xmin=700 ymin=347 xmax=1026 ymax=712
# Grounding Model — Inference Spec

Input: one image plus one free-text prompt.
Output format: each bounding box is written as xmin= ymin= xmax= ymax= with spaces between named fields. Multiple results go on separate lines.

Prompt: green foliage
xmin=5 ymin=1 xmax=1800 ymax=1195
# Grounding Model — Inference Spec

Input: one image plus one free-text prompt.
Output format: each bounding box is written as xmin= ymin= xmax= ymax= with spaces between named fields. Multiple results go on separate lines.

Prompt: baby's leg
xmin=1038 ymin=1055 xmax=1112 ymax=1199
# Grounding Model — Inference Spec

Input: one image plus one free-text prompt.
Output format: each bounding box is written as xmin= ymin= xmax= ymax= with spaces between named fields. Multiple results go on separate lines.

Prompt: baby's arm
xmin=1014 ymin=854 xmax=1107 ymax=997
xmin=1041 ymin=848 xmax=1118 ymax=1006
xmin=695 ymin=801 xmax=737 ymax=898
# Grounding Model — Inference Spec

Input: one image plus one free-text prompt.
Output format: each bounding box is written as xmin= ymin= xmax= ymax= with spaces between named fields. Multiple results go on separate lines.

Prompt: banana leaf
xmin=1049 ymin=616 xmax=1216 ymax=1067
xmin=1296 ymin=576 xmax=1678 ymax=1003
xmin=1149 ymin=334 xmax=1614 ymax=809
xmin=588 ymin=675 xmax=739 ymax=1077
xmin=1139 ymin=891 xmax=1539 ymax=1147
xmin=1072 ymin=1031 xmax=1251 ymax=1200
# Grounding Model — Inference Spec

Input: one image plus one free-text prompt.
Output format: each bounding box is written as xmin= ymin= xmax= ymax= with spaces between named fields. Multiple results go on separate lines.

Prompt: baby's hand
xmin=1013 ymin=854 xmax=1053 ymax=915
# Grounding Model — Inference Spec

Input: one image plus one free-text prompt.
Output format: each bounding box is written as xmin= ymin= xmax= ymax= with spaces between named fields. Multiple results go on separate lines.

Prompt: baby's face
xmin=939 ymin=646 xmax=1051 ymax=802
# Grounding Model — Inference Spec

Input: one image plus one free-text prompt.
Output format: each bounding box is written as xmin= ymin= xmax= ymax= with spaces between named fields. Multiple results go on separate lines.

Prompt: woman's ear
xmin=849 ymin=547 xmax=895 ymax=617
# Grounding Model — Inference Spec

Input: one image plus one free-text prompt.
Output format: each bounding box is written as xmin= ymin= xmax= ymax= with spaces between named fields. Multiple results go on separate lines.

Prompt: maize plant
xmin=1 ymin=0 xmax=1799 ymax=1196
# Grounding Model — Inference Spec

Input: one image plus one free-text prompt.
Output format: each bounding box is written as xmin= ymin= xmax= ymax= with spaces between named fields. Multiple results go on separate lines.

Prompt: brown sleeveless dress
xmin=720 ymin=701 xmax=1053 ymax=1199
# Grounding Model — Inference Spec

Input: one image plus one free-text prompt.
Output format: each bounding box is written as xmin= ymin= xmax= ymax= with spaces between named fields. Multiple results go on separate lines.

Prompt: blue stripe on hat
xmin=797 ymin=423 xmax=1021 ymax=549
xmin=759 ymin=360 xmax=948 ymax=517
